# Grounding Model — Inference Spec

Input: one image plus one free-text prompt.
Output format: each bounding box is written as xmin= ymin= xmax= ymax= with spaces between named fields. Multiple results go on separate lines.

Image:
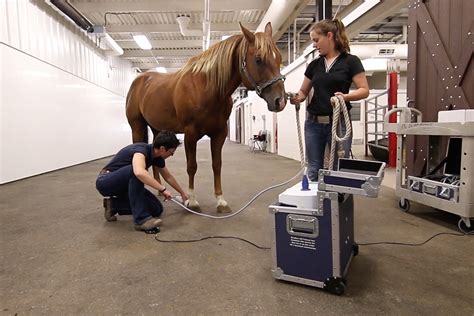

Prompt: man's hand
xmin=161 ymin=190 xmax=173 ymax=201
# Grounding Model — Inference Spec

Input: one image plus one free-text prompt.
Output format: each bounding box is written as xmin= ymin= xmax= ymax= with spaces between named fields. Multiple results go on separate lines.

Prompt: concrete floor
xmin=1 ymin=140 xmax=473 ymax=315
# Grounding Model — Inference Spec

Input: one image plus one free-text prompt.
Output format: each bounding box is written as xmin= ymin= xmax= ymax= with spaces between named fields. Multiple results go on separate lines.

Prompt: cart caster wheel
xmin=458 ymin=218 xmax=473 ymax=234
xmin=398 ymin=198 xmax=410 ymax=212
xmin=352 ymin=243 xmax=359 ymax=257
xmin=325 ymin=277 xmax=346 ymax=296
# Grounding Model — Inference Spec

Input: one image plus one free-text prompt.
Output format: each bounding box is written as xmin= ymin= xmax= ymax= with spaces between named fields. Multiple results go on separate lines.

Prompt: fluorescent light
xmin=133 ymin=34 xmax=152 ymax=50
xmin=104 ymin=33 xmax=124 ymax=55
xmin=342 ymin=0 xmax=380 ymax=26
xmin=155 ymin=67 xmax=167 ymax=73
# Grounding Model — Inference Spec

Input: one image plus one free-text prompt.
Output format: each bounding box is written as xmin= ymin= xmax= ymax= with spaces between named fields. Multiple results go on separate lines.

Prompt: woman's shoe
xmin=134 ymin=218 xmax=162 ymax=231
xmin=103 ymin=197 xmax=117 ymax=222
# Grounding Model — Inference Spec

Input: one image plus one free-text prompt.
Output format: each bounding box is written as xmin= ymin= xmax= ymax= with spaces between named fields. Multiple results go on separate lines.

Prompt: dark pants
xmin=95 ymin=165 xmax=163 ymax=224
xmin=304 ymin=119 xmax=352 ymax=181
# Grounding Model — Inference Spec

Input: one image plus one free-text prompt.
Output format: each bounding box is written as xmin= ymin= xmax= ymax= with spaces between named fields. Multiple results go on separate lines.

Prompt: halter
xmin=241 ymin=59 xmax=286 ymax=97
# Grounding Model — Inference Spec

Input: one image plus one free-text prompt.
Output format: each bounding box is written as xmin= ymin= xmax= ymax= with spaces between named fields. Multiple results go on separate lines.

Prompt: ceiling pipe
xmin=46 ymin=1 xmax=123 ymax=55
xmin=46 ymin=0 xmax=94 ymax=32
xmin=202 ymin=0 xmax=211 ymax=51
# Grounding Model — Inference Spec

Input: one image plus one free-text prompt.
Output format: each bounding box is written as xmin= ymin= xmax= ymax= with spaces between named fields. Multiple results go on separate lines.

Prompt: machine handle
xmin=286 ymin=214 xmax=319 ymax=238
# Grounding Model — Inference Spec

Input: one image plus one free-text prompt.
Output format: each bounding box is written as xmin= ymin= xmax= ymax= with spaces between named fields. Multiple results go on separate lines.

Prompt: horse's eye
xmin=255 ymin=56 xmax=263 ymax=65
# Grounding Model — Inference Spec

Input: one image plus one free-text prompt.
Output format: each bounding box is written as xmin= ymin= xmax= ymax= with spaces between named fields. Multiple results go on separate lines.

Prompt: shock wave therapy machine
xmin=269 ymin=159 xmax=386 ymax=295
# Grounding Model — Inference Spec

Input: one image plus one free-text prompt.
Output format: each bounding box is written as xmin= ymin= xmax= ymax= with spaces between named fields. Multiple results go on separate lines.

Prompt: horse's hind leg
xmin=128 ymin=117 xmax=148 ymax=144
xmin=151 ymin=128 xmax=163 ymax=187
xmin=210 ymin=128 xmax=231 ymax=213
xmin=184 ymin=129 xmax=201 ymax=212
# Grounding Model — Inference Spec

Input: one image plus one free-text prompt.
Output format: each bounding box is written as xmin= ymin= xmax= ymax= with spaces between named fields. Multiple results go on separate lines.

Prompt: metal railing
xmin=364 ymin=90 xmax=389 ymax=156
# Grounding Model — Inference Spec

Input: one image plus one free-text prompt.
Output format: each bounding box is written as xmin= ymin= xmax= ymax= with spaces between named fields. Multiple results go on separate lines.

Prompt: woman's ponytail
xmin=311 ymin=19 xmax=350 ymax=53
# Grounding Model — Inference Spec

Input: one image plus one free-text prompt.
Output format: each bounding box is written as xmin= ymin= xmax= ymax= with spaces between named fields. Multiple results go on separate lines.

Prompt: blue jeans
xmin=304 ymin=119 xmax=352 ymax=181
xmin=95 ymin=165 xmax=163 ymax=224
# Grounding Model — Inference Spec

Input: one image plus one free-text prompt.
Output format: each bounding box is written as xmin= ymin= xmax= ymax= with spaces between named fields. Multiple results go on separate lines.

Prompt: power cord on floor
xmin=154 ymin=231 xmax=472 ymax=250
xmin=154 ymin=235 xmax=270 ymax=250
xmin=357 ymin=231 xmax=472 ymax=247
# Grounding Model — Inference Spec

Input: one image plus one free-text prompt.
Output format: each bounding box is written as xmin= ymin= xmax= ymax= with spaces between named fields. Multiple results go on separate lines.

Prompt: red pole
xmin=388 ymin=71 xmax=398 ymax=168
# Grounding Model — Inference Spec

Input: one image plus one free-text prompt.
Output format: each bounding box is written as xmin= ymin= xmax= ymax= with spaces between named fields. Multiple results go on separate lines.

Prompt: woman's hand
xmin=331 ymin=92 xmax=347 ymax=107
xmin=289 ymin=92 xmax=301 ymax=105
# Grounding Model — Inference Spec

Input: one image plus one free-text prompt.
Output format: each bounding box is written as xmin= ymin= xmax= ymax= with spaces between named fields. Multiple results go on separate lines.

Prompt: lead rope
xmin=329 ymin=95 xmax=352 ymax=170
xmin=293 ymin=95 xmax=306 ymax=171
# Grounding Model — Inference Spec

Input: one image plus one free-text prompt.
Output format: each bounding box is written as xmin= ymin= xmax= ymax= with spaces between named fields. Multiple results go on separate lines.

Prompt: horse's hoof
xmin=217 ymin=205 xmax=232 ymax=213
xmin=188 ymin=205 xmax=202 ymax=213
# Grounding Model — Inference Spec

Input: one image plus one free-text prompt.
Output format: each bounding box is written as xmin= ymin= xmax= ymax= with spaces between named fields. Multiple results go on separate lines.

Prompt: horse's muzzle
xmin=274 ymin=96 xmax=287 ymax=112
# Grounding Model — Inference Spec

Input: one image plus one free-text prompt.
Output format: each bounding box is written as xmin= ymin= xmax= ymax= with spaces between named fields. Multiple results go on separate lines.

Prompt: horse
xmin=125 ymin=22 xmax=287 ymax=213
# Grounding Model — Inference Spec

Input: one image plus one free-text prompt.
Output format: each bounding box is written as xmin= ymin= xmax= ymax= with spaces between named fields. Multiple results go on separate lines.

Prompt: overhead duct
xmin=256 ymin=0 xmax=311 ymax=40
xmin=176 ymin=15 xmax=203 ymax=37
xmin=176 ymin=0 xmax=211 ymax=52
xmin=350 ymin=43 xmax=408 ymax=60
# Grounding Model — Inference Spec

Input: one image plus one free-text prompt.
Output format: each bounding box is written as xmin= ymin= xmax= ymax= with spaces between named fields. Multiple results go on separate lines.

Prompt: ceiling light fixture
xmin=155 ymin=67 xmax=167 ymax=73
xmin=133 ymin=34 xmax=152 ymax=50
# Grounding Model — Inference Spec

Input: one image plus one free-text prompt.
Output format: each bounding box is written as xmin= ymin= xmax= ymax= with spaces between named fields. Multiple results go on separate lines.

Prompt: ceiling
xmin=67 ymin=0 xmax=409 ymax=72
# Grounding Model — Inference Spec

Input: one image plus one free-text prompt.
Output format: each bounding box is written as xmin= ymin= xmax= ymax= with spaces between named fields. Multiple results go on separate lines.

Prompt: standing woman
xmin=290 ymin=19 xmax=369 ymax=181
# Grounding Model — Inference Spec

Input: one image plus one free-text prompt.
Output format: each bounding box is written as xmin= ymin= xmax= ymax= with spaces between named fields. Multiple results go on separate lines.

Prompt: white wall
xmin=277 ymin=59 xmax=308 ymax=160
xmin=228 ymin=107 xmax=237 ymax=142
xmin=1 ymin=0 xmax=136 ymax=183
xmin=246 ymin=92 xmax=278 ymax=152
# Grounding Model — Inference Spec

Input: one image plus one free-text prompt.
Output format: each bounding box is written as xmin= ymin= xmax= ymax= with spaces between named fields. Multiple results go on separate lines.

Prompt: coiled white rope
xmin=329 ymin=95 xmax=352 ymax=170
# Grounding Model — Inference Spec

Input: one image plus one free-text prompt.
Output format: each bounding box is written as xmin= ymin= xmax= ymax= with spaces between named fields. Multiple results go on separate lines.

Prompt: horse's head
xmin=239 ymin=22 xmax=287 ymax=112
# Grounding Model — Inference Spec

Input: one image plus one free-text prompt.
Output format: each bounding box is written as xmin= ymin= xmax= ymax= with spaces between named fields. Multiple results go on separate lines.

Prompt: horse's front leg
xmin=184 ymin=130 xmax=201 ymax=212
xmin=210 ymin=129 xmax=231 ymax=213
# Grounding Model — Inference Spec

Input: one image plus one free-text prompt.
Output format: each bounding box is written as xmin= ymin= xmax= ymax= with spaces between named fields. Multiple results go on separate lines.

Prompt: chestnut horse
xmin=125 ymin=22 xmax=286 ymax=213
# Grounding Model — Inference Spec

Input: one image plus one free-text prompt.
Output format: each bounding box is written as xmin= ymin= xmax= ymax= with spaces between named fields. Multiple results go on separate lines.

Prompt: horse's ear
xmin=264 ymin=22 xmax=273 ymax=37
xmin=239 ymin=22 xmax=255 ymax=44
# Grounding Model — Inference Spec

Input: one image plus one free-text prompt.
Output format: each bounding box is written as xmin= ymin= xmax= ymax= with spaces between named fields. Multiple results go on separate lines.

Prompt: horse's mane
xmin=176 ymin=32 xmax=279 ymax=96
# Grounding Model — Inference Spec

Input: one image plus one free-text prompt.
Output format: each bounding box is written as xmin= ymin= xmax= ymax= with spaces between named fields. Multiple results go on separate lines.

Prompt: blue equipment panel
xmin=269 ymin=192 xmax=355 ymax=295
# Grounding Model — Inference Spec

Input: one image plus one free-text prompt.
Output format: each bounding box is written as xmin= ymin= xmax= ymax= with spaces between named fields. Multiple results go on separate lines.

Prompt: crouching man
xmin=96 ymin=131 xmax=188 ymax=232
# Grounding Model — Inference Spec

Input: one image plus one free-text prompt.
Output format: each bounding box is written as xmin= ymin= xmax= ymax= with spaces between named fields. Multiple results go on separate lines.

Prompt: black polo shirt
xmin=103 ymin=143 xmax=165 ymax=172
xmin=304 ymin=52 xmax=365 ymax=116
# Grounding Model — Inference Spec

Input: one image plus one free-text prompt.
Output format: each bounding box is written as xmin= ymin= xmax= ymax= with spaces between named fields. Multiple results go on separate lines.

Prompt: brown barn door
xmin=406 ymin=0 xmax=473 ymax=175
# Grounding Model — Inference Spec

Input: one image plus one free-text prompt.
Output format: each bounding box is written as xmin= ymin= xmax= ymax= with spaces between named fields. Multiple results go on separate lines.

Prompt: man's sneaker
xmin=134 ymin=218 xmax=162 ymax=231
xmin=103 ymin=197 xmax=117 ymax=222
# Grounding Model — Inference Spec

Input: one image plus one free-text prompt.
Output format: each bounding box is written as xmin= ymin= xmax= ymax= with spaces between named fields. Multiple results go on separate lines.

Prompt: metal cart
xmin=383 ymin=108 xmax=474 ymax=233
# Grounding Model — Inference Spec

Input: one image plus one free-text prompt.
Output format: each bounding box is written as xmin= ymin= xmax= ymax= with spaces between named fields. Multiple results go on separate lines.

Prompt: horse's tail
xmin=126 ymin=74 xmax=150 ymax=144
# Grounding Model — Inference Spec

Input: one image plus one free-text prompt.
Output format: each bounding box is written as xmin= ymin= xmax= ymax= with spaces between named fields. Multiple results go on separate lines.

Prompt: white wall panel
xmin=0 ymin=0 xmax=138 ymax=183
xmin=1 ymin=0 xmax=134 ymax=97
xmin=0 ymin=44 xmax=131 ymax=183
